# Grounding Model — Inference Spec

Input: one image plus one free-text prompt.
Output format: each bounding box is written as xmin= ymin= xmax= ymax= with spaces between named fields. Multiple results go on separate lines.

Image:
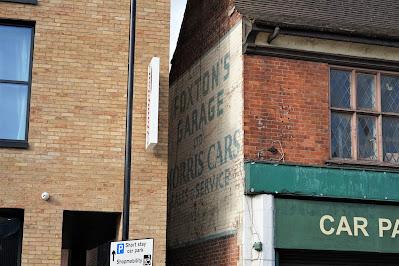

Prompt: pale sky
xmin=170 ymin=0 xmax=187 ymax=61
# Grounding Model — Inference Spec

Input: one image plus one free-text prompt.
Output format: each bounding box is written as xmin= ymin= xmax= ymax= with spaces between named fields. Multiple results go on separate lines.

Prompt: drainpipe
xmin=122 ymin=0 xmax=137 ymax=241
xmin=267 ymin=26 xmax=280 ymax=44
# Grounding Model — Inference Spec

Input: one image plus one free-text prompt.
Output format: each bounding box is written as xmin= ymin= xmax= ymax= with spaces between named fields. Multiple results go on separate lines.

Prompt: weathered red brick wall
xmin=170 ymin=0 xmax=240 ymax=83
xmin=243 ymin=55 xmax=330 ymax=165
xmin=167 ymin=234 xmax=239 ymax=266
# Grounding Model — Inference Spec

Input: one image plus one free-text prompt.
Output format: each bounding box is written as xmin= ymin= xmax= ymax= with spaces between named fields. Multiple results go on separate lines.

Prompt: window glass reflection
xmin=0 ymin=83 xmax=28 ymax=140
xmin=0 ymin=26 xmax=32 ymax=82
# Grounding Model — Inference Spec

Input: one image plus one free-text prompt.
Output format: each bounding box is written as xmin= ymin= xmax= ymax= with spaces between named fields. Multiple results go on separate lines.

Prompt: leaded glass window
xmin=383 ymin=117 xmax=399 ymax=163
xmin=357 ymin=73 xmax=376 ymax=110
xmin=330 ymin=68 xmax=399 ymax=165
xmin=357 ymin=115 xmax=377 ymax=160
xmin=331 ymin=113 xmax=352 ymax=158
xmin=330 ymin=70 xmax=351 ymax=108
xmin=381 ymin=75 xmax=399 ymax=114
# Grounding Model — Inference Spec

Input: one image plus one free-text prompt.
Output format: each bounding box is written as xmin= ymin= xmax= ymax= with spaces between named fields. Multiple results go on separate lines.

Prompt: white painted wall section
xmin=243 ymin=194 xmax=275 ymax=266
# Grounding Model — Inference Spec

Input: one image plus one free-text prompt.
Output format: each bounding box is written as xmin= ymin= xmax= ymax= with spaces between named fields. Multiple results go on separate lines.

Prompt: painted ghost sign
xmin=168 ymin=23 xmax=244 ymax=246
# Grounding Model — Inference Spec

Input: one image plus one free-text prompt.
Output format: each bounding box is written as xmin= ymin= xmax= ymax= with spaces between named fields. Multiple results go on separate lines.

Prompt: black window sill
xmin=326 ymin=159 xmax=399 ymax=171
xmin=0 ymin=0 xmax=37 ymax=5
xmin=0 ymin=140 xmax=29 ymax=149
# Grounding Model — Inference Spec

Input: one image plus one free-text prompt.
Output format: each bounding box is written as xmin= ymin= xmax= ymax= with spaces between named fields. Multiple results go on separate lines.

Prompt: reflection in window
xmin=0 ymin=84 xmax=28 ymax=140
xmin=0 ymin=26 xmax=32 ymax=82
xmin=330 ymin=70 xmax=351 ymax=108
xmin=331 ymin=113 xmax=352 ymax=158
xmin=358 ymin=115 xmax=377 ymax=160
xmin=383 ymin=117 xmax=399 ymax=163
xmin=0 ymin=24 xmax=33 ymax=143
xmin=357 ymin=73 xmax=376 ymax=110
xmin=330 ymin=68 xmax=399 ymax=164
xmin=381 ymin=75 xmax=399 ymax=114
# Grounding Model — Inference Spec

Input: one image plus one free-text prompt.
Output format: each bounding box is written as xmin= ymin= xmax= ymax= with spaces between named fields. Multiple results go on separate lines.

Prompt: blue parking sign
xmin=117 ymin=243 xmax=124 ymax=254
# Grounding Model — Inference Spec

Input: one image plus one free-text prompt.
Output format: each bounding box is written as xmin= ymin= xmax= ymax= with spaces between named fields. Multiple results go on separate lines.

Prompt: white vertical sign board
xmin=146 ymin=57 xmax=160 ymax=150
xmin=110 ymin=239 xmax=154 ymax=266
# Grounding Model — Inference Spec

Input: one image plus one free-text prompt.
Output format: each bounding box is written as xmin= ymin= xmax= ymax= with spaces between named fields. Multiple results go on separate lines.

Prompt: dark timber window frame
xmin=329 ymin=66 xmax=399 ymax=167
xmin=0 ymin=19 xmax=35 ymax=149
xmin=0 ymin=0 xmax=37 ymax=5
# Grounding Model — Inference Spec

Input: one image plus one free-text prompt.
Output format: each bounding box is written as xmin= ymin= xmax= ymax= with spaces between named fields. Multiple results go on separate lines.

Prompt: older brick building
xmin=168 ymin=1 xmax=399 ymax=265
xmin=0 ymin=0 xmax=169 ymax=265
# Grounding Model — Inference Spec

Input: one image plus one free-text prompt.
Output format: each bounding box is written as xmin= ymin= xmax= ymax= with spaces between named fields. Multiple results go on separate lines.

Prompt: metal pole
xmin=122 ymin=0 xmax=137 ymax=241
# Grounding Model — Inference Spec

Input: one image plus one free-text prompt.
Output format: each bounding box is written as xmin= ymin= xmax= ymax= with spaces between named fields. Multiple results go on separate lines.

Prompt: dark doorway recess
xmin=61 ymin=210 xmax=120 ymax=266
xmin=0 ymin=208 xmax=24 ymax=266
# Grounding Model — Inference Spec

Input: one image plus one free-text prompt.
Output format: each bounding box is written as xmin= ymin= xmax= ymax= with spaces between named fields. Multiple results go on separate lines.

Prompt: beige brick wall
xmin=0 ymin=0 xmax=169 ymax=265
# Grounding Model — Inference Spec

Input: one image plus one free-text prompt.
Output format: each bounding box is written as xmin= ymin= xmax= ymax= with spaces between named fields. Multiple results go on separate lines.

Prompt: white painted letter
xmin=353 ymin=217 xmax=369 ymax=237
xmin=379 ymin=218 xmax=392 ymax=238
xmin=320 ymin=215 xmax=335 ymax=235
xmin=391 ymin=219 xmax=399 ymax=238
xmin=336 ymin=216 xmax=353 ymax=236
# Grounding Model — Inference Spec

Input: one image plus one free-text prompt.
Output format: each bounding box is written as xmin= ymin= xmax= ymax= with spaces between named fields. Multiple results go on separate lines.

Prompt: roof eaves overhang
xmin=241 ymin=16 xmax=399 ymax=73
xmin=244 ymin=18 xmax=399 ymax=49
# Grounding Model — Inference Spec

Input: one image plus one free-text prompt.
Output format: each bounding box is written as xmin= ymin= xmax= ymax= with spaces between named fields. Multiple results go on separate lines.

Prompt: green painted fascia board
xmin=245 ymin=162 xmax=399 ymax=202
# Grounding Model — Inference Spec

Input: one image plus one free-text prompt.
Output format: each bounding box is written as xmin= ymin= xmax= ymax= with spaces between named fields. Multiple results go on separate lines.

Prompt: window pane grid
xmin=383 ymin=117 xmax=399 ymax=164
xmin=330 ymin=68 xmax=399 ymax=165
xmin=331 ymin=112 xmax=352 ymax=159
xmin=0 ymin=83 xmax=28 ymax=141
xmin=381 ymin=75 xmax=399 ymax=114
xmin=0 ymin=25 xmax=32 ymax=82
xmin=357 ymin=115 xmax=377 ymax=160
xmin=0 ymin=23 xmax=33 ymax=144
xmin=330 ymin=69 xmax=351 ymax=108
xmin=357 ymin=73 xmax=376 ymax=110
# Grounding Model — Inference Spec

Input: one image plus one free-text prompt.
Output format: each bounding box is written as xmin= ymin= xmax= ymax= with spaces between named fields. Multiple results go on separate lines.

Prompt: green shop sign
xmin=275 ymin=199 xmax=399 ymax=253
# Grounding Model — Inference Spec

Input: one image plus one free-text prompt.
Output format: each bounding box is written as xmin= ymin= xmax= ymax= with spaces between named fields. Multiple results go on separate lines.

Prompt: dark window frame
xmin=0 ymin=0 xmax=37 ymax=5
xmin=0 ymin=19 xmax=35 ymax=149
xmin=329 ymin=66 xmax=399 ymax=166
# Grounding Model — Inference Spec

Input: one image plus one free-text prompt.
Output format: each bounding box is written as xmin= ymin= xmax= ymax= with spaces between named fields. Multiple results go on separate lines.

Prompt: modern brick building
xmin=0 ymin=0 xmax=169 ymax=265
xmin=168 ymin=1 xmax=399 ymax=265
